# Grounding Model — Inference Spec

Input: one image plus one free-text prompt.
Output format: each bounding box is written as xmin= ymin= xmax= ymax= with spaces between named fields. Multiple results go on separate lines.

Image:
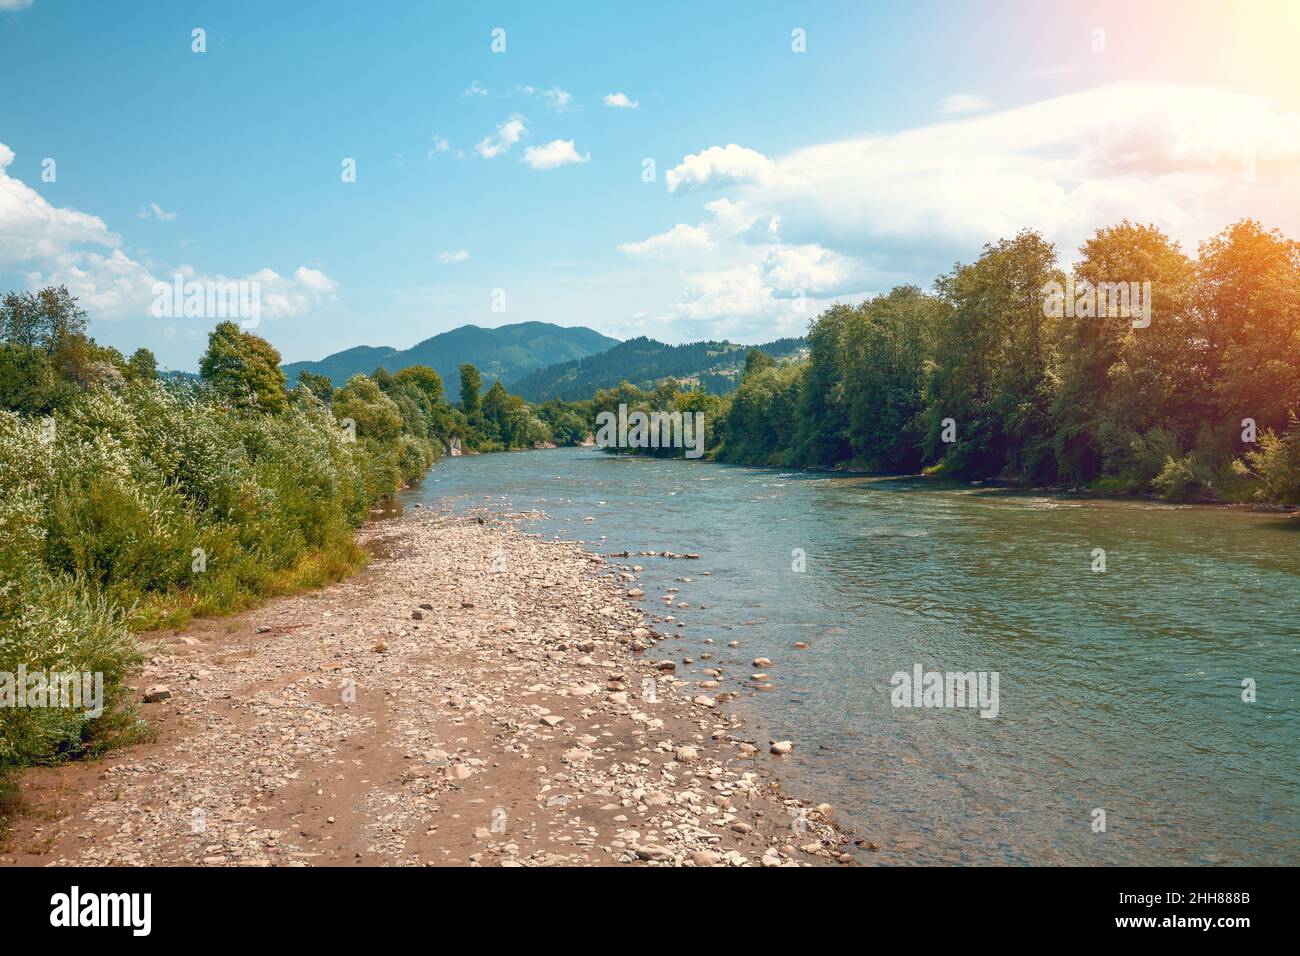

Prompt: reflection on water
xmin=402 ymin=448 xmax=1300 ymax=866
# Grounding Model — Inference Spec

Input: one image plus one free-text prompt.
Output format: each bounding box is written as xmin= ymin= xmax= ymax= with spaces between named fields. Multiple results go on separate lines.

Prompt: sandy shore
xmin=1 ymin=508 xmax=853 ymax=867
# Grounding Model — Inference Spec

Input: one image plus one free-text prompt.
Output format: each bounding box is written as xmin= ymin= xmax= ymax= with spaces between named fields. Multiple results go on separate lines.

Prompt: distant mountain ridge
xmin=510 ymin=335 xmax=807 ymax=402
xmin=282 ymin=322 xmax=619 ymax=387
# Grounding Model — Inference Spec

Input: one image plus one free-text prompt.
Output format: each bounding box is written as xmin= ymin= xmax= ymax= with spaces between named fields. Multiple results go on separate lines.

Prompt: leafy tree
xmin=198 ymin=321 xmax=288 ymax=413
xmin=1052 ymin=222 xmax=1201 ymax=483
xmin=126 ymin=347 xmax=158 ymax=381
xmin=394 ymin=365 xmax=444 ymax=405
xmin=1197 ymin=220 xmax=1300 ymax=439
xmin=839 ymin=287 xmax=943 ymax=471
xmin=459 ymin=363 xmax=483 ymax=415
xmin=0 ymin=286 xmax=87 ymax=355
xmin=332 ymin=373 xmax=402 ymax=446
xmin=296 ymin=369 xmax=334 ymax=402
xmin=0 ymin=342 xmax=62 ymax=414
xmin=927 ymin=230 xmax=1060 ymax=480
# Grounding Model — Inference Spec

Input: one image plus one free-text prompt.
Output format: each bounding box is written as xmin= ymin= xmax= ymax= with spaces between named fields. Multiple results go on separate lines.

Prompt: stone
xmin=634 ymin=844 xmax=673 ymax=862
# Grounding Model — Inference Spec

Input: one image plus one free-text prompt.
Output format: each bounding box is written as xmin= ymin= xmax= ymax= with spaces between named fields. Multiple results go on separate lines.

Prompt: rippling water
xmin=402 ymin=447 xmax=1300 ymax=866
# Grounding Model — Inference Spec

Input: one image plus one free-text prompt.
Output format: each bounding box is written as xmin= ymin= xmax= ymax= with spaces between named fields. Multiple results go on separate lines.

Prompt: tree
xmin=295 ymin=369 xmax=334 ymax=402
xmin=0 ymin=286 xmax=87 ymax=355
xmin=1197 ymin=220 xmax=1300 ymax=439
xmin=927 ymin=230 xmax=1060 ymax=480
xmin=1052 ymin=222 xmax=1200 ymax=482
xmin=394 ymin=365 xmax=444 ymax=405
xmin=0 ymin=343 xmax=61 ymax=414
xmin=126 ymin=347 xmax=158 ymax=381
xmin=839 ymin=287 xmax=943 ymax=471
xmin=198 ymin=321 xmax=288 ymax=413
xmin=459 ymin=363 xmax=483 ymax=416
xmin=743 ymin=349 xmax=776 ymax=377
xmin=332 ymin=373 xmax=402 ymax=446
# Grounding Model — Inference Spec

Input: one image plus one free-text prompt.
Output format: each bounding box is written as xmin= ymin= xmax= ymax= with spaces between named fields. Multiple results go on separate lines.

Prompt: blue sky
xmin=2 ymin=0 xmax=1299 ymax=371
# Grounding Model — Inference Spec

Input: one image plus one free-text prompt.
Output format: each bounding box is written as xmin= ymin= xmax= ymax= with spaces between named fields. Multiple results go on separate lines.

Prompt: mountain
xmin=282 ymin=322 xmax=619 ymax=388
xmin=510 ymin=335 xmax=808 ymax=402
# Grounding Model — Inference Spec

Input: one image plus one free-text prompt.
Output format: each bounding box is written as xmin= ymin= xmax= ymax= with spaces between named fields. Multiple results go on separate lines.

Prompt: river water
xmin=400 ymin=447 xmax=1299 ymax=866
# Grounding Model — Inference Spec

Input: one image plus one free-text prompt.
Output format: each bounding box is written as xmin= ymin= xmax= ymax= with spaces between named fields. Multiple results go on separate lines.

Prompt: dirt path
xmin=1 ymin=509 xmax=852 ymax=867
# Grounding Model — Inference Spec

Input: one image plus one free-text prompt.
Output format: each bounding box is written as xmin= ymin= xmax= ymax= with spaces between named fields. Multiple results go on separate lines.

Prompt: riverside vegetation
xmin=603 ymin=220 xmax=1300 ymax=507
xmin=3 ymin=217 xmax=1297 ymax=786
xmin=0 ymin=290 xmax=568 ymax=781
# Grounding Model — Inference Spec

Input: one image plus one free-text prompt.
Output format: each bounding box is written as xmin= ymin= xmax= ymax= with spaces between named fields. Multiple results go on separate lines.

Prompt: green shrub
xmin=1152 ymin=454 xmax=1216 ymax=502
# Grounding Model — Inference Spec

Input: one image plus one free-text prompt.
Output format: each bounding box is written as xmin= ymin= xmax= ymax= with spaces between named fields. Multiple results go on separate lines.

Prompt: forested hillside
xmin=511 ymin=335 xmax=806 ymax=401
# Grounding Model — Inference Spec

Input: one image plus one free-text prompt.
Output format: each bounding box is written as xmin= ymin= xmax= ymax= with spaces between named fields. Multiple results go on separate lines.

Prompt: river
xmin=400 ymin=447 xmax=1299 ymax=866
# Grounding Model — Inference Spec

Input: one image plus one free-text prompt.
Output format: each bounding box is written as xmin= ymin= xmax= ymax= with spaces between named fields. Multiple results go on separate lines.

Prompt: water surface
xmin=402 ymin=447 xmax=1299 ymax=865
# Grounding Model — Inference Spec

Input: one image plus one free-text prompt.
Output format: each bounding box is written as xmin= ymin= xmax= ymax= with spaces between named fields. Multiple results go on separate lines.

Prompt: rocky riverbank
xmin=1 ymin=509 xmax=853 ymax=867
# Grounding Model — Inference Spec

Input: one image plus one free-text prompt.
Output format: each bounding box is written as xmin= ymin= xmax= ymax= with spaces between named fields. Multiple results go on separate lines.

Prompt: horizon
xmin=3 ymin=0 xmax=1300 ymax=372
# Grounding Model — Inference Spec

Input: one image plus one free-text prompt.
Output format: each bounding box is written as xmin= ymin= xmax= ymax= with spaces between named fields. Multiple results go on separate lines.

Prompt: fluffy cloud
xmin=0 ymin=140 xmax=337 ymax=331
xmin=616 ymin=196 xmax=872 ymax=339
xmin=624 ymin=83 xmax=1300 ymax=341
xmin=439 ymin=249 xmax=470 ymax=263
xmin=618 ymin=223 xmax=712 ymax=258
xmin=0 ymin=143 xmax=117 ymax=265
xmin=656 ymin=83 xmax=1300 ymax=276
xmin=664 ymin=144 xmax=780 ymax=194
xmin=537 ymin=87 xmax=571 ymax=110
xmin=474 ymin=115 xmax=527 ymax=159
xmin=137 ymin=202 xmax=177 ymax=221
xmin=754 ymin=82 xmax=1300 ymax=264
xmin=521 ymin=139 xmax=590 ymax=170
xmin=428 ymin=134 xmax=449 ymax=158
xmin=761 ymin=244 xmax=864 ymax=295
xmin=603 ymin=92 xmax=638 ymax=109
xmin=940 ymin=93 xmax=991 ymax=114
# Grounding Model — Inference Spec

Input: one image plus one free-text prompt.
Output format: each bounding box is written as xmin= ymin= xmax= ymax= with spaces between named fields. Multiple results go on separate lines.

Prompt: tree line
xmin=713 ymin=219 xmax=1299 ymax=504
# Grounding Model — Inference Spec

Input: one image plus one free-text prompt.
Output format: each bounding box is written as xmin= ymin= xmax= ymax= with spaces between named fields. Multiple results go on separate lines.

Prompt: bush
xmin=1243 ymin=423 xmax=1300 ymax=504
xmin=0 ymin=374 xmax=423 ymax=776
xmin=1152 ymin=454 xmax=1216 ymax=502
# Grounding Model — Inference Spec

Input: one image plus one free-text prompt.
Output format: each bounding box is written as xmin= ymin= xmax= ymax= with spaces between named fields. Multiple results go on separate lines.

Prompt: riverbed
xmin=402 ymin=447 xmax=1300 ymax=866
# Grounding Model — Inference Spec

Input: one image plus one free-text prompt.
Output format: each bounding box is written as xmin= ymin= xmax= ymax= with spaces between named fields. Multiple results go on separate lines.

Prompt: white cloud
xmin=474 ymin=115 xmax=527 ymax=159
xmin=248 ymin=266 xmax=338 ymax=320
xmin=940 ymin=93 xmax=992 ymax=114
xmin=462 ymin=80 xmax=488 ymax=97
xmin=762 ymin=244 xmax=864 ymax=295
xmin=521 ymin=139 xmax=590 ymax=170
xmin=541 ymin=87 xmax=571 ymax=110
xmin=0 ymin=143 xmax=117 ymax=267
xmin=428 ymin=135 xmax=449 ymax=158
xmin=439 ymin=249 xmax=470 ymax=263
xmin=664 ymin=144 xmax=779 ymax=194
xmin=137 ymin=202 xmax=178 ymax=221
xmin=0 ymin=0 xmax=34 ymax=9
xmin=755 ymin=83 xmax=1300 ymax=263
xmin=603 ymin=92 xmax=639 ymax=109
xmin=621 ymin=83 xmax=1300 ymax=343
xmin=618 ymin=223 xmax=712 ymax=258
xmin=0 ymin=140 xmax=337 ymax=329
xmin=290 ymin=266 xmax=336 ymax=295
